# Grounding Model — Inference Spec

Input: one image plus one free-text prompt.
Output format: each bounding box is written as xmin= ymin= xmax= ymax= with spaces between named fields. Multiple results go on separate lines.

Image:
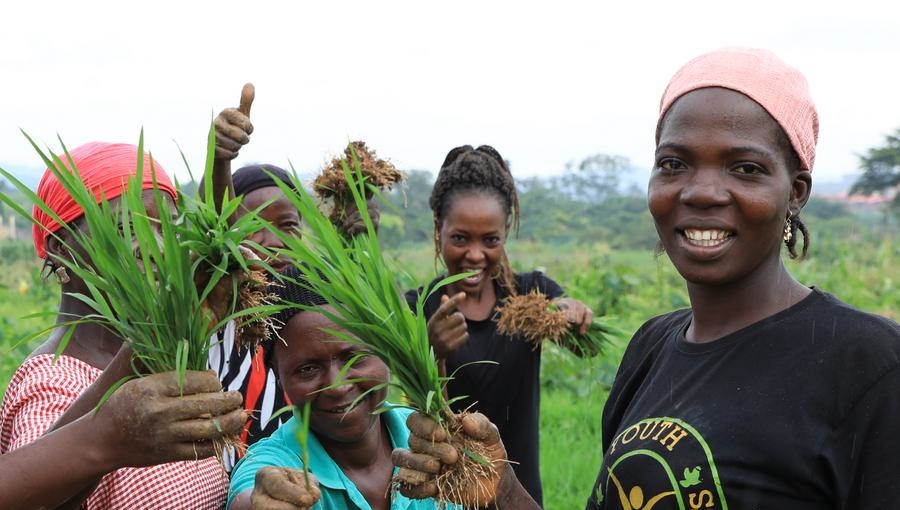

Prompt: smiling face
xmin=437 ymin=192 xmax=508 ymax=297
xmin=649 ymin=87 xmax=810 ymax=288
xmin=233 ymin=186 xmax=301 ymax=272
xmin=274 ymin=306 xmax=388 ymax=445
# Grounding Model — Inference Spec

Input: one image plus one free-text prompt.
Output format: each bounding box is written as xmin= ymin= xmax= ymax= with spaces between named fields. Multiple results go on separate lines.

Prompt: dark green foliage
xmin=850 ymin=126 xmax=900 ymax=214
xmin=377 ymin=169 xmax=435 ymax=247
xmin=0 ymin=241 xmax=33 ymax=265
xmin=803 ymin=197 xmax=849 ymax=220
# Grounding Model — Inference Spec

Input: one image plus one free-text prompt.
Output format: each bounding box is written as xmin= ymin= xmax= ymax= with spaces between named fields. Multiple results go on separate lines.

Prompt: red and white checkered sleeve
xmin=1 ymin=356 xmax=92 ymax=451
xmin=86 ymin=458 xmax=228 ymax=509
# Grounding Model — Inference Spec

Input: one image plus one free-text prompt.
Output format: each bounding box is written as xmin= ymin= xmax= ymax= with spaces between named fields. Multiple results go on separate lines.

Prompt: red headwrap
xmin=32 ymin=141 xmax=178 ymax=259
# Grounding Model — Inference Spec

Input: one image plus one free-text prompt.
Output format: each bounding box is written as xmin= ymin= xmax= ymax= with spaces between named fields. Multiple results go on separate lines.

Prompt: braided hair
xmin=429 ymin=145 xmax=520 ymax=295
xmin=778 ymin=131 xmax=811 ymax=260
xmin=785 ymin=215 xmax=809 ymax=260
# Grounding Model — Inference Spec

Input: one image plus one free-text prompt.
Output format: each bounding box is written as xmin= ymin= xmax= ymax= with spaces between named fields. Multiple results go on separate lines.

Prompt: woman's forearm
xmin=1 ymin=417 xmax=115 ymax=510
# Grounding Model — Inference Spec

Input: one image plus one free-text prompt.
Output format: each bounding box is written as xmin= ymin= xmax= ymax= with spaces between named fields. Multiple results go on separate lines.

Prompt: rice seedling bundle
xmin=268 ymin=144 xmax=499 ymax=506
xmin=494 ymin=290 xmax=622 ymax=356
xmin=0 ymin=127 xmax=277 ymax=391
xmin=313 ymin=140 xmax=405 ymax=228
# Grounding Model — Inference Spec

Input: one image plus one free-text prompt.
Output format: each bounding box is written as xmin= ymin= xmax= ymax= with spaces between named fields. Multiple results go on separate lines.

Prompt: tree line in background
xmin=376 ymin=150 xmax=898 ymax=252
xmin=2 ymin=126 xmax=899 ymax=260
xmin=851 ymin=125 xmax=900 ymax=214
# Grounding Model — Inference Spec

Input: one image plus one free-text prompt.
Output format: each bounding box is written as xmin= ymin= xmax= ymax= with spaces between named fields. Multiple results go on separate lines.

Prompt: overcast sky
xmin=2 ymin=0 xmax=898 ymax=190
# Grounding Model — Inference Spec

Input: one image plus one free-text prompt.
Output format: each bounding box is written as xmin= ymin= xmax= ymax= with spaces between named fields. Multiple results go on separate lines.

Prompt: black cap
xmin=232 ymin=164 xmax=297 ymax=197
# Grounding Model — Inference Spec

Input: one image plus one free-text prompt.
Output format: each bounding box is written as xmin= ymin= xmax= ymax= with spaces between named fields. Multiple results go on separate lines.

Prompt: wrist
xmin=71 ymin=415 xmax=122 ymax=474
xmin=490 ymin=464 xmax=534 ymax=509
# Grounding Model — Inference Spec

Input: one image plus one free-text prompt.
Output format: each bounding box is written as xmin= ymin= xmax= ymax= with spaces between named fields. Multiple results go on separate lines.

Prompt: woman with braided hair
xmin=404 ymin=144 xmax=594 ymax=507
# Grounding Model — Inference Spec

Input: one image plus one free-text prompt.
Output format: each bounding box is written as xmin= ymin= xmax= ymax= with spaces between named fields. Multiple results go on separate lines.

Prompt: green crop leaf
xmin=3 ymin=127 xmax=280 ymax=392
xmin=268 ymin=144 xmax=474 ymax=428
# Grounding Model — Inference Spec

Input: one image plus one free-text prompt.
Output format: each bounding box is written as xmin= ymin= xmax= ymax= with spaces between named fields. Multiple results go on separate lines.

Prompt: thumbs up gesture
xmin=214 ymin=83 xmax=255 ymax=160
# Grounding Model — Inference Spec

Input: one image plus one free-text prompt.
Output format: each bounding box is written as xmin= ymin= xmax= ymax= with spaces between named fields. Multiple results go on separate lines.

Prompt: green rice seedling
xmin=0 ymin=127 xmax=278 ymax=395
xmin=268 ymin=160 xmax=459 ymax=425
xmin=293 ymin=401 xmax=314 ymax=492
xmin=265 ymin=145 xmax=501 ymax=506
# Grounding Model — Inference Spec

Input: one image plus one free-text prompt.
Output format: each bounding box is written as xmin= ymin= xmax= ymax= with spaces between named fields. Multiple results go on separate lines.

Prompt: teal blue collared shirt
xmin=228 ymin=405 xmax=451 ymax=510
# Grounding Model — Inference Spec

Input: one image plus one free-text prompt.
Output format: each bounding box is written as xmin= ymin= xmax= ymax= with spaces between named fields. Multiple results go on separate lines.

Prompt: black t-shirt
xmin=407 ymin=271 xmax=564 ymax=507
xmin=587 ymin=288 xmax=900 ymax=510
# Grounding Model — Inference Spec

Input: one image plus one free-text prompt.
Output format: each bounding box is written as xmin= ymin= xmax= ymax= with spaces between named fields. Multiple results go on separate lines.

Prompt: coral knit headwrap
xmin=32 ymin=141 xmax=178 ymax=259
xmin=657 ymin=47 xmax=819 ymax=172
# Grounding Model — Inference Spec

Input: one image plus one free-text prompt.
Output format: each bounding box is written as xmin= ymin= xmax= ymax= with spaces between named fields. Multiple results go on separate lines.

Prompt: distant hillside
xmin=0 ymin=163 xmax=44 ymax=190
xmin=813 ymin=173 xmax=860 ymax=197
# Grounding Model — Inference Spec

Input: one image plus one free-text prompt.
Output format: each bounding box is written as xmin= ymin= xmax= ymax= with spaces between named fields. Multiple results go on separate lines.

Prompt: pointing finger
xmin=438 ymin=292 xmax=466 ymax=318
xmin=448 ymin=291 xmax=467 ymax=309
xmin=239 ymin=82 xmax=254 ymax=117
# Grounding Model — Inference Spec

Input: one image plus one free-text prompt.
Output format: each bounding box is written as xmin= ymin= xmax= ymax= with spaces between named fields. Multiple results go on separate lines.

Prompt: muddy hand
xmin=215 ymin=83 xmax=255 ymax=160
xmin=95 ymin=370 xmax=246 ymax=468
xmin=554 ymin=297 xmax=593 ymax=335
xmin=196 ymin=245 xmax=265 ymax=332
xmin=392 ymin=412 xmax=454 ymax=499
xmin=250 ymin=467 xmax=321 ymax=510
xmin=426 ymin=292 xmax=468 ymax=358
xmin=340 ymin=198 xmax=380 ymax=236
xmin=393 ymin=412 xmax=506 ymax=506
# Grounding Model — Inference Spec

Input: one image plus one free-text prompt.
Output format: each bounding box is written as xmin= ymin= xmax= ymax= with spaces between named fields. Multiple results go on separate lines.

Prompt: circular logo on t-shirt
xmin=595 ymin=417 xmax=728 ymax=510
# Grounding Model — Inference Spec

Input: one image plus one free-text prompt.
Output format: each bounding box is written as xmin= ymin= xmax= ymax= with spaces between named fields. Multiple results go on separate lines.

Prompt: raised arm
xmin=205 ymin=82 xmax=255 ymax=212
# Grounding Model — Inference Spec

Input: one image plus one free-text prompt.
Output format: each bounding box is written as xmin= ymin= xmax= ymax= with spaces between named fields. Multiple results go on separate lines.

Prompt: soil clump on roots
xmin=314 ymin=141 xmax=405 ymax=226
xmin=495 ymin=291 xmax=569 ymax=349
xmin=422 ymin=413 xmax=501 ymax=509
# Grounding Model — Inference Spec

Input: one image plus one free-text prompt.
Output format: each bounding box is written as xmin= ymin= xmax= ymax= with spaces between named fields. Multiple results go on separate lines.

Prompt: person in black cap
xmin=206 ymin=85 xmax=377 ymax=470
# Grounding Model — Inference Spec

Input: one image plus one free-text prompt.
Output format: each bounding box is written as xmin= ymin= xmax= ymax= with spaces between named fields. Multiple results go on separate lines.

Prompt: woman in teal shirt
xmin=228 ymin=266 xmax=450 ymax=510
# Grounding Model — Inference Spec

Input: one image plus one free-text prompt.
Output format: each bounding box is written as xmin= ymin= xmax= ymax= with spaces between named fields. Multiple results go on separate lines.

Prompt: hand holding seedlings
xmin=393 ymin=411 xmax=507 ymax=507
xmin=426 ymin=292 xmax=469 ymax=359
xmin=339 ymin=197 xmax=381 ymax=236
xmin=552 ymin=297 xmax=594 ymax=336
xmin=249 ymin=467 xmax=321 ymax=510
xmin=195 ymin=244 xmax=266 ymax=334
xmin=97 ymin=370 xmax=246 ymax=467
xmin=313 ymin=141 xmax=403 ymax=230
xmin=214 ymin=82 xmax=255 ymax=160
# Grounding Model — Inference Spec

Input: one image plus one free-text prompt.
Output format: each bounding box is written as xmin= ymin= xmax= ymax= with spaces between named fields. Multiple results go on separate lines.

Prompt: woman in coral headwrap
xmin=392 ymin=48 xmax=900 ymax=509
xmin=0 ymin=142 xmax=246 ymax=510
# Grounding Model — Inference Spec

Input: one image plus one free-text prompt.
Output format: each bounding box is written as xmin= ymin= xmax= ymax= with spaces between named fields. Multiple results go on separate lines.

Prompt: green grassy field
xmin=1 ymin=235 xmax=897 ymax=509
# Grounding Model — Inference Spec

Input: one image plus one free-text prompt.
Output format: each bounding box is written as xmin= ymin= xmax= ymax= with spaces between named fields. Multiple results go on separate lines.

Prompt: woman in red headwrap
xmin=392 ymin=48 xmax=900 ymax=510
xmin=0 ymin=142 xmax=246 ymax=510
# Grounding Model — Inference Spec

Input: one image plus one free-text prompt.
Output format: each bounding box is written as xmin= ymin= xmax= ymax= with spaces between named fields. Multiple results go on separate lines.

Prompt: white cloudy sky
xmin=2 ymin=0 xmax=898 ymax=189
